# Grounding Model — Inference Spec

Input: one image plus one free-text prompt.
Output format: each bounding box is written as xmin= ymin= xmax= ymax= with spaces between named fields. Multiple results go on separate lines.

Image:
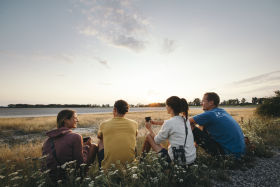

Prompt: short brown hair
xmin=57 ymin=109 xmax=75 ymax=128
xmin=114 ymin=100 xmax=129 ymax=115
xmin=204 ymin=92 xmax=220 ymax=107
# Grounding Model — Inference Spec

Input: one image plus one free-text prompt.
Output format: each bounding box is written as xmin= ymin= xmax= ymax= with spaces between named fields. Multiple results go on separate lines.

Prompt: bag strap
xmin=182 ymin=116 xmax=188 ymax=147
xmin=50 ymin=137 xmax=61 ymax=165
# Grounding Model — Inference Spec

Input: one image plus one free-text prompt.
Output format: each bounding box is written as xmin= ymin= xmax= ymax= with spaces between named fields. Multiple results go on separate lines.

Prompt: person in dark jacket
xmin=42 ymin=109 xmax=97 ymax=182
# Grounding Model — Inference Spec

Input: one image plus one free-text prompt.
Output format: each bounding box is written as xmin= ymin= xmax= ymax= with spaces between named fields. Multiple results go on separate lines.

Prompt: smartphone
xmin=83 ymin=137 xmax=90 ymax=142
xmin=145 ymin=116 xmax=151 ymax=122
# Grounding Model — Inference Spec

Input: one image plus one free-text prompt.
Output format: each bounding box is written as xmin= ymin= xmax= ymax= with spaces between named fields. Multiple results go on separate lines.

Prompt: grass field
xmin=0 ymin=107 xmax=279 ymax=186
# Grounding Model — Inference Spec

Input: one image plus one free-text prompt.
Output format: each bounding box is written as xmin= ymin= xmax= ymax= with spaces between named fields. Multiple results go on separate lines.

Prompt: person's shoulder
xmin=124 ymin=118 xmax=138 ymax=125
xmin=68 ymin=131 xmax=82 ymax=139
xmin=163 ymin=118 xmax=174 ymax=126
xmin=100 ymin=118 xmax=113 ymax=126
xmin=64 ymin=131 xmax=82 ymax=142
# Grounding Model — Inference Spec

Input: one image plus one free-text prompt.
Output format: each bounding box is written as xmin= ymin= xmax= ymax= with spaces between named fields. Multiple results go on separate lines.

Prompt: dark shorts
xmin=192 ymin=127 xmax=225 ymax=156
xmin=158 ymin=148 xmax=172 ymax=163
xmin=97 ymin=149 xmax=104 ymax=168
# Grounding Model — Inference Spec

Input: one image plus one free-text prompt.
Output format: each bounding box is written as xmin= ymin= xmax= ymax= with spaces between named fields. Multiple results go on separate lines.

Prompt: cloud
xmin=233 ymin=71 xmax=280 ymax=85
xmin=0 ymin=51 xmax=74 ymax=64
xmin=161 ymin=38 xmax=176 ymax=54
xmin=93 ymin=56 xmax=110 ymax=69
xmin=78 ymin=0 xmax=149 ymax=52
xmin=216 ymin=71 xmax=280 ymax=99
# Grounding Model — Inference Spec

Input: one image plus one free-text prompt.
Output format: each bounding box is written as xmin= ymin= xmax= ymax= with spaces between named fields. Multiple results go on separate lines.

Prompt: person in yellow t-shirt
xmin=97 ymin=100 xmax=138 ymax=169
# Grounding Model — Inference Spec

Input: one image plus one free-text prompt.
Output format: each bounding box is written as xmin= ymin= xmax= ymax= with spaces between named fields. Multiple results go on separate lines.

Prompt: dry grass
xmin=0 ymin=142 xmax=42 ymax=168
xmin=0 ymin=108 xmax=256 ymax=166
xmin=0 ymin=108 xmax=255 ymax=133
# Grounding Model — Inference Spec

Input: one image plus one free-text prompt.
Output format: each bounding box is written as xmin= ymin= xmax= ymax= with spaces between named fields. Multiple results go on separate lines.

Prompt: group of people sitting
xmin=42 ymin=92 xmax=246 ymax=182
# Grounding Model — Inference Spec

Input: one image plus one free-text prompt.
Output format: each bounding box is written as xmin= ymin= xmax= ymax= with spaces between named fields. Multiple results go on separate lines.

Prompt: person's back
xmin=190 ymin=92 xmax=245 ymax=157
xmin=155 ymin=116 xmax=196 ymax=163
xmin=99 ymin=117 xmax=138 ymax=169
xmin=97 ymin=100 xmax=138 ymax=169
xmin=42 ymin=127 xmax=85 ymax=168
xmin=193 ymin=107 xmax=245 ymax=155
xmin=42 ymin=110 xmax=97 ymax=184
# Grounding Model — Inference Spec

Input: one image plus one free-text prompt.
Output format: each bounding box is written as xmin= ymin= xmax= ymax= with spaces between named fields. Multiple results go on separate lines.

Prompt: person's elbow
xmin=189 ymin=117 xmax=196 ymax=125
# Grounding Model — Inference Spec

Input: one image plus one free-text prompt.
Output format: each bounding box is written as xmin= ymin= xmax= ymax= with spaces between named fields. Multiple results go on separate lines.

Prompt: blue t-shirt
xmin=193 ymin=108 xmax=245 ymax=155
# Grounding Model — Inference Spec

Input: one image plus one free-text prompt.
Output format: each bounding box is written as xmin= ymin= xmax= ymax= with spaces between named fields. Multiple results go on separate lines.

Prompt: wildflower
xmin=150 ymin=177 xmax=159 ymax=183
xmin=38 ymin=182 xmax=45 ymax=187
xmin=68 ymin=160 xmax=77 ymax=165
xmin=202 ymin=164 xmax=208 ymax=169
xmin=43 ymin=169 xmax=51 ymax=174
xmin=57 ymin=180 xmax=62 ymax=184
xmin=61 ymin=162 xmax=67 ymax=169
xmin=8 ymin=172 xmax=18 ymax=177
xmin=132 ymin=174 xmax=138 ymax=179
xmin=10 ymin=176 xmax=23 ymax=181
xmin=39 ymin=155 xmax=47 ymax=160
xmin=0 ymin=175 xmax=5 ymax=180
xmin=179 ymin=179 xmax=184 ymax=183
xmin=75 ymin=177 xmax=81 ymax=182
xmin=88 ymin=180 xmax=94 ymax=187
xmin=69 ymin=168 xmax=75 ymax=174
xmin=95 ymin=175 xmax=103 ymax=180
xmin=131 ymin=166 xmax=138 ymax=172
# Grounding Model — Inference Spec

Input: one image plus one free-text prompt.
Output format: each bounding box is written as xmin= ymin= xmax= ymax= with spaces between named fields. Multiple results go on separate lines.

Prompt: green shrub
xmin=256 ymin=91 xmax=280 ymax=117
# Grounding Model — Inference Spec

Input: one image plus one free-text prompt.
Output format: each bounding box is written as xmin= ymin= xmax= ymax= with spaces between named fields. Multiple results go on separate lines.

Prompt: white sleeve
xmin=154 ymin=121 xmax=170 ymax=144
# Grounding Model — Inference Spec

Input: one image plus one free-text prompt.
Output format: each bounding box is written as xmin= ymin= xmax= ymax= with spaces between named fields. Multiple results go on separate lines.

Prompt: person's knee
xmin=97 ymin=139 xmax=104 ymax=151
xmin=91 ymin=143 xmax=98 ymax=151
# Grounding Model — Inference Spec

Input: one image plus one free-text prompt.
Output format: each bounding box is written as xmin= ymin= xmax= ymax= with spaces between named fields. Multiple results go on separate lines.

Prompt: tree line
xmin=7 ymin=104 xmax=111 ymax=108
xmin=4 ymin=96 xmax=270 ymax=108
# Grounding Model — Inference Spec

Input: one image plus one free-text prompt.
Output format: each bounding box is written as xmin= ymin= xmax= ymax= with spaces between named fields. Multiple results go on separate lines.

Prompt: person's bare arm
xmin=145 ymin=122 xmax=156 ymax=137
xmin=150 ymin=120 xmax=164 ymax=126
xmin=189 ymin=117 xmax=204 ymax=131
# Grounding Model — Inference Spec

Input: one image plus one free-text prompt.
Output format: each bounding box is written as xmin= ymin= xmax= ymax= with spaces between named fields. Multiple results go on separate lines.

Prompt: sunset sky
xmin=0 ymin=0 xmax=279 ymax=106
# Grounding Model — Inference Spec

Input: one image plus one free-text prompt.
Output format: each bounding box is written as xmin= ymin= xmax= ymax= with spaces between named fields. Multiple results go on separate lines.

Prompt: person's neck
xmin=171 ymin=114 xmax=179 ymax=117
xmin=114 ymin=114 xmax=125 ymax=118
xmin=205 ymin=106 xmax=217 ymax=111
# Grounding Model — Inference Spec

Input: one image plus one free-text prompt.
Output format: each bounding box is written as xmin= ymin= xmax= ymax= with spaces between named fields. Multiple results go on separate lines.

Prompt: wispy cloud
xmin=233 ymin=70 xmax=280 ymax=85
xmin=0 ymin=51 xmax=74 ymax=64
xmin=161 ymin=38 xmax=176 ymax=54
xmin=93 ymin=56 xmax=110 ymax=69
xmin=78 ymin=0 xmax=149 ymax=52
xmin=216 ymin=71 xmax=280 ymax=99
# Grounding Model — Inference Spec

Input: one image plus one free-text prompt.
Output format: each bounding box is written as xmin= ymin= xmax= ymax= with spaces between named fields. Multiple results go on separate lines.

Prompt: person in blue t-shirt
xmin=189 ymin=92 xmax=245 ymax=157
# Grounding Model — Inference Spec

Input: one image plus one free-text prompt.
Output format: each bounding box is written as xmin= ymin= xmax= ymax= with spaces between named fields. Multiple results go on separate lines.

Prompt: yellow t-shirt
xmin=98 ymin=117 xmax=138 ymax=169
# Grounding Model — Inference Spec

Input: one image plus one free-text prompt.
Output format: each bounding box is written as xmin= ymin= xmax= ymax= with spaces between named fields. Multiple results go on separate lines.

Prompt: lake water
xmin=0 ymin=106 xmax=253 ymax=118
xmin=0 ymin=107 xmax=168 ymax=118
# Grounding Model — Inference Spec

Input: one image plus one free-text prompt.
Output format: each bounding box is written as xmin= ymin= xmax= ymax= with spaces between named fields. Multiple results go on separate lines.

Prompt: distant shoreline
xmin=0 ymin=106 xmax=256 ymax=118
xmin=0 ymin=105 xmax=257 ymax=108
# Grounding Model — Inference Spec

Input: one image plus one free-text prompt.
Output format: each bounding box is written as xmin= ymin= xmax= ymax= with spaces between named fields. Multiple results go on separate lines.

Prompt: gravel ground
xmin=213 ymin=147 xmax=280 ymax=187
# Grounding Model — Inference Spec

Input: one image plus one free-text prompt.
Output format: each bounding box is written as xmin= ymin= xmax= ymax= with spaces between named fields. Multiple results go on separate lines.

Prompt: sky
xmin=0 ymin=0 xmax=280 ymax=106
